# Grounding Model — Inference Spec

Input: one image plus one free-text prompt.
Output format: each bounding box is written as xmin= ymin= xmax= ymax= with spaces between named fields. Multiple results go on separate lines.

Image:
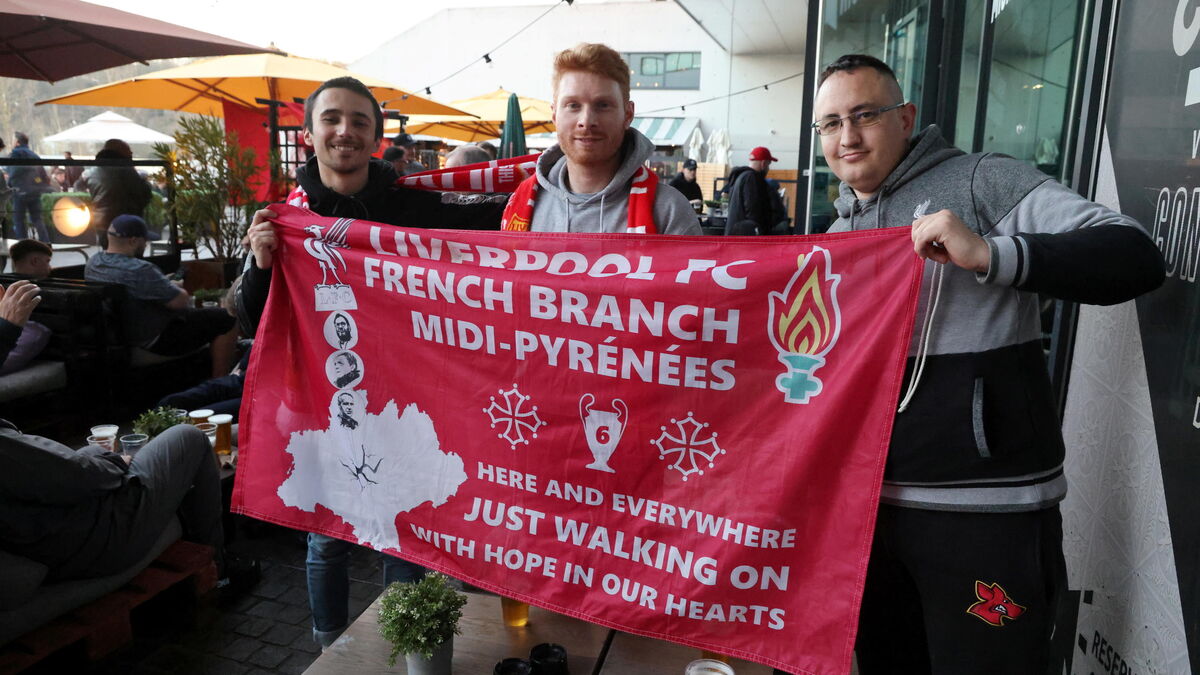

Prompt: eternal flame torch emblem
xmin=767 ymin=246 xmax=842 ymax=404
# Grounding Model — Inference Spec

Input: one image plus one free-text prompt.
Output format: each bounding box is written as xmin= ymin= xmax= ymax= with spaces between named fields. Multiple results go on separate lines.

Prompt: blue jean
xmin=306 ymin=533 xmax=426 ymax=647
xmin=12 ymin=191 xmax=49 ymax=241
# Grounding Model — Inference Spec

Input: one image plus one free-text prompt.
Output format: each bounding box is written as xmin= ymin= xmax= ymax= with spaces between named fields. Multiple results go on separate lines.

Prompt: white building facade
xmin=351 ymin=0 xmax=806 ymax=171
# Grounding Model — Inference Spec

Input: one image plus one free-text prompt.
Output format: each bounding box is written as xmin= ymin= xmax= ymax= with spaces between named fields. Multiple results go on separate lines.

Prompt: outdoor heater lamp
xmin=51 ymin=197 xmax=90 ymax=237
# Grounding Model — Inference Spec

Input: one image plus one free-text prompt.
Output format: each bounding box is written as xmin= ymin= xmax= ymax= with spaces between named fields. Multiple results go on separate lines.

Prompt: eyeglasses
xmin=811 ymin=102 xmax=907 ymax=136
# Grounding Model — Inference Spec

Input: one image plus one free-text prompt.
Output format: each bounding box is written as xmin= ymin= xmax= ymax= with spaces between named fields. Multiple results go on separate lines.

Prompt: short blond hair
xmin=552 ymin=43 xmax=631 ymax=102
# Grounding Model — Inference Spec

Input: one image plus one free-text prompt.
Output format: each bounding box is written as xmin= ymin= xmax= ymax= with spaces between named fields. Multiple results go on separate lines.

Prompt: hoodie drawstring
xmin=897 ymin=262 xmax=944 ymax=413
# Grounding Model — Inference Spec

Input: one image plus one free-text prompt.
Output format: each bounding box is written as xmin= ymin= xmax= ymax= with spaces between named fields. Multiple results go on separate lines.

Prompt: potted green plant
xmin=153 ymin=116 xmax=265 ymax=284
xmin=377 ymin=572 xmax=466 ymax=674
xmin=132 ymin=406 xmax=188 ymax=438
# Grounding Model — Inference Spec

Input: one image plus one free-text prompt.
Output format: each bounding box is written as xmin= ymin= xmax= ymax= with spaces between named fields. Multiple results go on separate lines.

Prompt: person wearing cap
xmin=724 ymin=146 xmax=786 ymax=236
xmin=389 ymin=132 xmax=426 ymax=174
xmin=668 ymin=158 xmax=703 ymax=206
xmin=85 ymin=214 xmax=236 ymax=376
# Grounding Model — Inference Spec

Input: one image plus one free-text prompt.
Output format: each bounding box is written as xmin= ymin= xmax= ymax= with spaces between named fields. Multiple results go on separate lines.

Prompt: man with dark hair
xmin=332 ymin=313 xmax=352 ymax=349
xmin=62 ymin=151 xmax=83 ymax=188
xmin=9 ymin=239 xmax=52 ymax=278
xmin=813 ymin=53 xmax=1164 ymax=673
xmin=85 ymin=215 xmax=236 ymax=375
xmin=381 ymin=145 xmax=409 ymax=176
xmin=240 ymin=75 xmax=504 ymax=650
xmin=4 ymin=132 xmax=50 ymax=242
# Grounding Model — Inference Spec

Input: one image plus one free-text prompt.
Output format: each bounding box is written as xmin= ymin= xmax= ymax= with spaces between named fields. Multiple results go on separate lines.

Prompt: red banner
xmin=232 ymin=205 xmax=921 ymax=674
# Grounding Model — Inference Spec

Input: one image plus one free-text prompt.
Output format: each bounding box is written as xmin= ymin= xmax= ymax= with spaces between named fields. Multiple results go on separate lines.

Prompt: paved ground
xmin=28 ymin=520 xmax=388 ymax=675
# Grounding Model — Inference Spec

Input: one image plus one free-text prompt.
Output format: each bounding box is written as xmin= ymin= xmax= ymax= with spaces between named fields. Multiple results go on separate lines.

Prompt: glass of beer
xmin=188 ymin=409 xmax=214 ymax=425
xmin=86 ymin=434 xmax=115 ymax=451
xmin=195 ymin=422 xmax=217 ymax=448
xmin=209 ymin=414 xmax=233 ymax=455
xmin=500 ymin=596 xmax=529 ymax=627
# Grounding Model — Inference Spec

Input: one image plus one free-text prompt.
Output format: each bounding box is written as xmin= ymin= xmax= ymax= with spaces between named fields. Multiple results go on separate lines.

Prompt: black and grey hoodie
xmin=529 ymin=129 xmax=701 ymax=235
xmin=829 ymin=125 xmax=1164 ymax=512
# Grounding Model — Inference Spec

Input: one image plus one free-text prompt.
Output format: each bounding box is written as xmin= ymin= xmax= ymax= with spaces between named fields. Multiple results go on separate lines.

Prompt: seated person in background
xmin=75 ymin=139 xmax=152 ymax=249
xmin=85 ymin=215 xmax=236 ymax=376
xmin=10 ymin=239 xmax=52 ymax=278
xmin=382 ymin=145 xmax=409 ymax=177
xmin=444 ymin=144 xmax=492 ymax=168
xmin=158 ymin=347 xmax=250 ymax=420
xmin=158 ymin=278 xmax=249 ymax=420
xmin=0 ymin=421 xmax=241 ymax=586
xmin=668 ymin=158 xmax=703 ymax=207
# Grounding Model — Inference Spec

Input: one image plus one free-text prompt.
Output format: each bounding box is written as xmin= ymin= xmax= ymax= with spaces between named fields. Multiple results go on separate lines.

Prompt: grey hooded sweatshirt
xmin=529 ymin=129 xmax=701 ymax=235
xmin=829 ymin=125 xmax=1164 ymax=512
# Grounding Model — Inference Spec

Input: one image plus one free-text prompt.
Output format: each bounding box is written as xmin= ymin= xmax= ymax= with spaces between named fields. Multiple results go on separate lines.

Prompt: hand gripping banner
xmin=232 ymin=204 xmax=922 ymax=675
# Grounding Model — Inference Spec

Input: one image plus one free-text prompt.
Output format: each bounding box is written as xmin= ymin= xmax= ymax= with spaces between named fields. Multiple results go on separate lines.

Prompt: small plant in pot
xmin=377 ymin=572 xmax=466 ymax=674
xmin=133 ymin=406 xmax=188 ymax=438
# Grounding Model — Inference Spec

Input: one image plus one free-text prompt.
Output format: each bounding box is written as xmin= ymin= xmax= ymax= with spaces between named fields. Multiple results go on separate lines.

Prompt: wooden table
xmin=599 ymin=631 xmax=777 ymax=674
xmin=304 ymin=591 xmax=612 ymax=674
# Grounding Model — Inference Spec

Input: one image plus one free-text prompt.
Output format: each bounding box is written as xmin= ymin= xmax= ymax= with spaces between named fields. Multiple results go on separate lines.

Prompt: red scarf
xmin=398 ymin=154 xmax=538 ymax=193
xmin=501 ymin=165 xmax=659 ymax=233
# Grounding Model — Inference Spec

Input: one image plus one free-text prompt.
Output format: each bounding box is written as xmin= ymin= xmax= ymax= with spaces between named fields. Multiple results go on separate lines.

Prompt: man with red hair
xmin=502 ymin=43 xmax=699 ymax=235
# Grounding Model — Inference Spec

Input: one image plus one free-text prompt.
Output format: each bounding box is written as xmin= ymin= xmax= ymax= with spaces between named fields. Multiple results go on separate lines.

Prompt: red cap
xmin=749 ymin=146 xmax=778 ymax=161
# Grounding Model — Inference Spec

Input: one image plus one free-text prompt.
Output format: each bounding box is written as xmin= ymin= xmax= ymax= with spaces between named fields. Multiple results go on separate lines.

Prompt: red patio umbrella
xmin=0 ymin=0 xmax=272 ymax=82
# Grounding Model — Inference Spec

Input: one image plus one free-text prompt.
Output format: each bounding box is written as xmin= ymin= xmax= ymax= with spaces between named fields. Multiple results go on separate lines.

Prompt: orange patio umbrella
xmin=36 ymin=53 xmax=474 ymax=118
xmin=397 ymin=88 xmax=554 ymax=142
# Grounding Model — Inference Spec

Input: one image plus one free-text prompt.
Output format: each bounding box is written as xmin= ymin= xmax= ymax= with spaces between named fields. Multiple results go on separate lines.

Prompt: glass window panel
xmin=641 ymin=56 xmax=664 ymax=76
xmin=809 ymin=0 xmax=931 ymax=231
xmin=981 ymin=0 xmax=1081 ymax=178
xmin=954 ymin=0 xmax=986 ymax=150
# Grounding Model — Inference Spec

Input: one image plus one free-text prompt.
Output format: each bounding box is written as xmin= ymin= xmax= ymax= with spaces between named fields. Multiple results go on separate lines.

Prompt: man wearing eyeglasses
xmin=812 ymin=54 xmax=1164 ymax=674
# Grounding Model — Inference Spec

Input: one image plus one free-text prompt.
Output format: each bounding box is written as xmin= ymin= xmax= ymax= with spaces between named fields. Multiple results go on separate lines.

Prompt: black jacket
xmin=237 ymin=157 xmax=505 ymax=335
xmin=75 ymin=150 xmax=152 ymax=231
xmin=725 ymin=167 xmax=782 ymax=235
xmin=667 ymin=172 xmax=702 ymax=202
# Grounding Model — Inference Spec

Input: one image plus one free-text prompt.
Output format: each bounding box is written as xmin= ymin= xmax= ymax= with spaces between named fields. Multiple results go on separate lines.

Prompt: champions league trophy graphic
xmin=579 ymin=393 xmax=627 ymax=472
xmin=304 ymin=217 xmax=358 ymax=311
xmin=767 ymin=246 xmax=842 ymax=404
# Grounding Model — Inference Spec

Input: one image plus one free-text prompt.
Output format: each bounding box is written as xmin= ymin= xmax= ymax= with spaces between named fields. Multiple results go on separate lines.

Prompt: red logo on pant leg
xmin=966 ymin=581 xmax=1026 ymax=626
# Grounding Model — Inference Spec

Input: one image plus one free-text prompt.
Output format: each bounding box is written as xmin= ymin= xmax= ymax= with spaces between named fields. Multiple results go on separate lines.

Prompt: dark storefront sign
xmin=1107 ymin=3 xmax=1200 ymax=671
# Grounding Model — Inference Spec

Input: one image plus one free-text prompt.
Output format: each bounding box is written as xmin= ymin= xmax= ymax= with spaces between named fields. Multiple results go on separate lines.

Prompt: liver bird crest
xmin=303 ymin=218 xmax=353 ymax=286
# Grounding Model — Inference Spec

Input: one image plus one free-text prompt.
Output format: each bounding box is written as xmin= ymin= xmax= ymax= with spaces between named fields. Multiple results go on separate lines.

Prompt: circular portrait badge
xmin=325 ymin=350 xmax=364 ymax=390
xmin=324 ymin=311 xmax=358 ymax=351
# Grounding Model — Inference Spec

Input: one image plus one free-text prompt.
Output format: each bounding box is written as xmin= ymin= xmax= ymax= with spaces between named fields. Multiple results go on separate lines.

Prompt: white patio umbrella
xmin=42 ymin=111 xmax=174 ymax=146
xmin=705 ymin=128 xmax=731 ymax=165
xmin=685 ymin=126 xmax=705 ymax=161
